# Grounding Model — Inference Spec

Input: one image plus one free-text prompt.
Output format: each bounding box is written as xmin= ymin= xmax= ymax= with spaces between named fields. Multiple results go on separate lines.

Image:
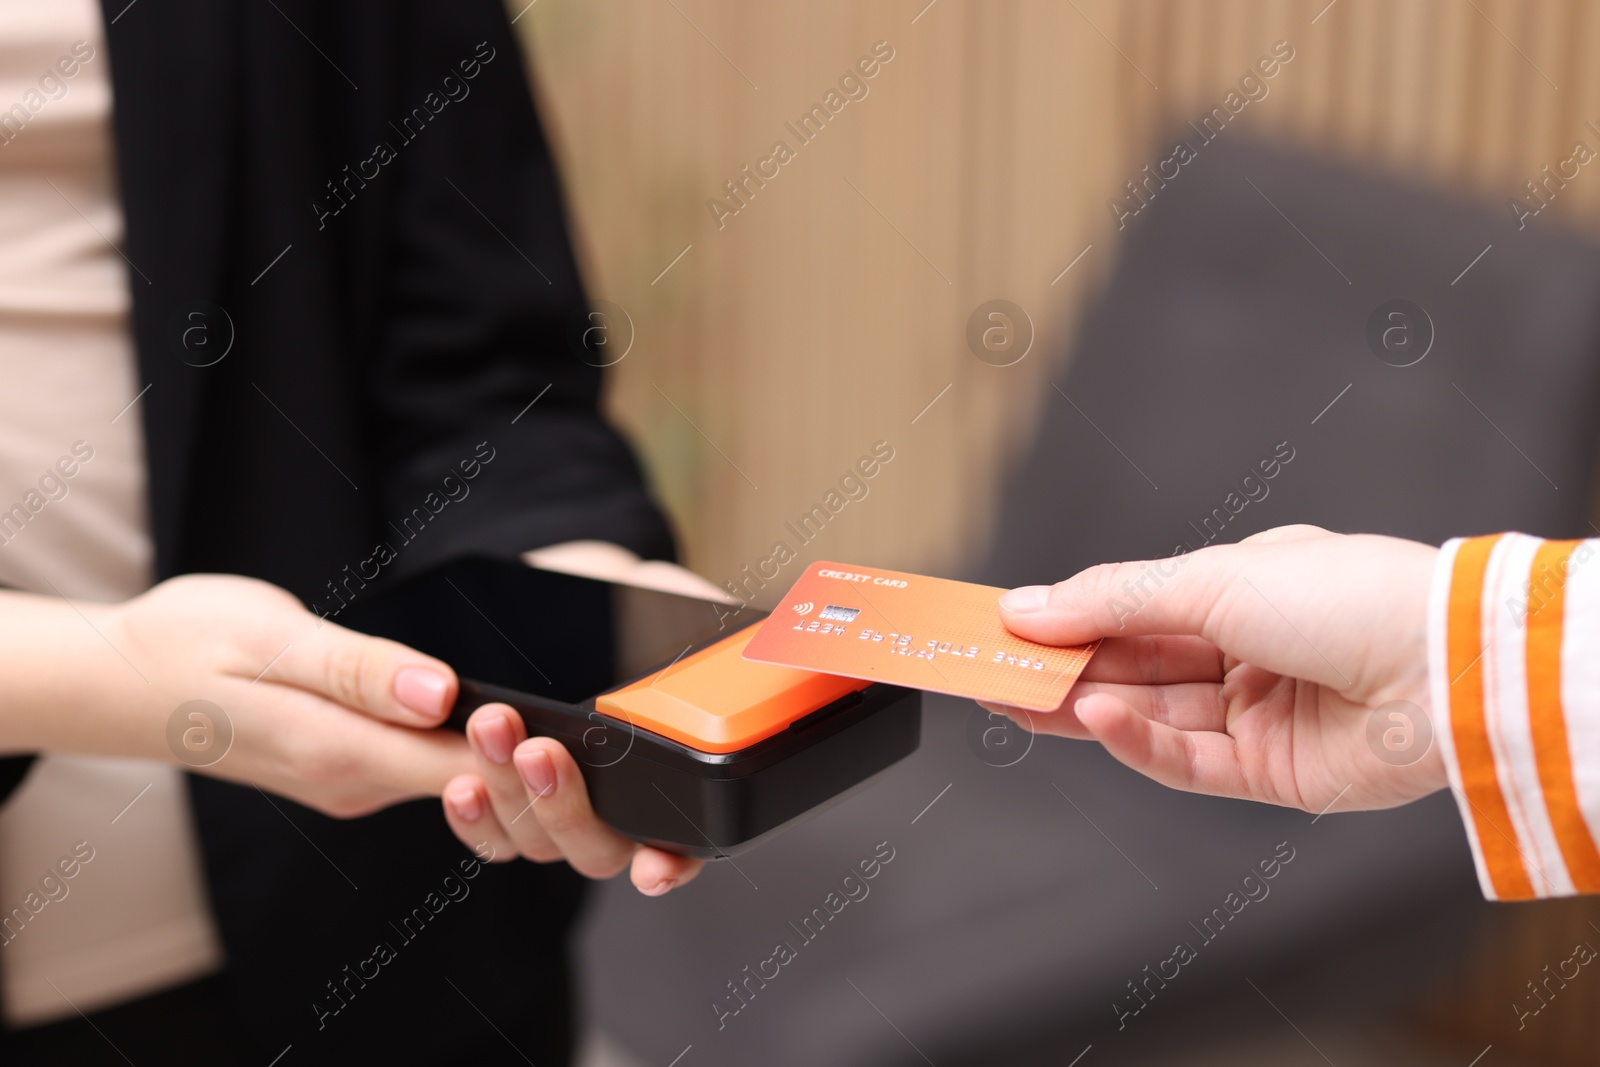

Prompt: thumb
xmin=997 ymin=546 xmax=1243 ymax=647
xmin=268 ymin=620 xmax=459 ymax=727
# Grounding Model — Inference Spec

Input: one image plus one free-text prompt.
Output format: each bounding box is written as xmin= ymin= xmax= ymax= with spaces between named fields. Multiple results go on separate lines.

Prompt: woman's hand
xmin=414 ymin=544 xmax=707 ymax=894
xmin=109 ymin=575 xmax=700 ymax=892
xmin=0 ymin=569 xmax=701 ymax=893
xmin=93 ymin=573 xmax=475 ymax=816
xmin=441 ymin=705 xmax=703 ymax=896
xmin=988 ymin=525 xmax=1446 ymax=813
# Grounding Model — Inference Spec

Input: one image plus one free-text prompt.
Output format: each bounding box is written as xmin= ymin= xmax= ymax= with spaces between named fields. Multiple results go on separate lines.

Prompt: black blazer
xmin=1 ymin=2 xmax=672 ymax=1063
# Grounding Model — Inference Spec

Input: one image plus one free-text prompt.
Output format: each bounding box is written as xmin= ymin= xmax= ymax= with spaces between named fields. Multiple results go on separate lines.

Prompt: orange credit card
xmin=741 ymin=562 xmax=1099 ymax=711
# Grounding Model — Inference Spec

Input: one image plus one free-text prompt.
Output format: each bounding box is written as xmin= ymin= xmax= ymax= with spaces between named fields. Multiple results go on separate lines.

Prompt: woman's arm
xmin=0 ymin=575 xmax=473 ymax=813
xmin=993 ymin=523 xmax=1600 ymax=900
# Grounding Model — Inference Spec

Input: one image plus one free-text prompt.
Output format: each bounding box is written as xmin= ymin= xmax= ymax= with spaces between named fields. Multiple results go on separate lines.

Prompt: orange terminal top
xmin=595 ymin=626 xmax=869 ymax=754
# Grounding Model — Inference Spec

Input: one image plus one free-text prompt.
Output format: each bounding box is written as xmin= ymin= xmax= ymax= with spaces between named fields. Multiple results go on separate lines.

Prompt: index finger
xmin=1077 ymin=634 xmax=1226 ymax=685
xmin=511 ymin=738 xmax=640 ymax=880
xmin=512 ymin=739 xmax=704 ymax=891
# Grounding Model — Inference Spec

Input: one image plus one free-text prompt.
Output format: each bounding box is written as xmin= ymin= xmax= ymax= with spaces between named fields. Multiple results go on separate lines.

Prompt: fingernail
xmin=395 ymin=668 xmax=451 ymax=719
xmin=473 ymin=713 xmax=515 ymax=765
xmin=998 ymin=585 xmax=1050 ymax=613
xmin=516 ymin=748 xmax=557 ymax=797
xmin=447 ymin=785 xmax=481 ymax=823
xmin=640 ymin=879 xmax=677 ymax=897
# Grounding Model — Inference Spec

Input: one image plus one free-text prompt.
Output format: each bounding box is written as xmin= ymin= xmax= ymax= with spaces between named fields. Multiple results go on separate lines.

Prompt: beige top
xmin=0 ymin=0 xmax=223 ymax=1026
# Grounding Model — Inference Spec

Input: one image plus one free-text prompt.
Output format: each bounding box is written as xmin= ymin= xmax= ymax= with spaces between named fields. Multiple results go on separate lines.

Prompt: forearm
xmin=0 ymin=589 xmax=151 ymax=759
xmin=1430 ymin=533 xmax=1600 ymax=900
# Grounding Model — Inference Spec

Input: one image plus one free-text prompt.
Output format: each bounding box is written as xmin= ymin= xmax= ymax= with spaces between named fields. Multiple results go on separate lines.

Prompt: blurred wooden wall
xmin=511 ymin=0 xmax=1600 ymax=597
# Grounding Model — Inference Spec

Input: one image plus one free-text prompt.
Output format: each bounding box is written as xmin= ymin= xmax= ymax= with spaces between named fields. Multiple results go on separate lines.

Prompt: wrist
xmin=0 ymin=590 xmax=161 ymax=760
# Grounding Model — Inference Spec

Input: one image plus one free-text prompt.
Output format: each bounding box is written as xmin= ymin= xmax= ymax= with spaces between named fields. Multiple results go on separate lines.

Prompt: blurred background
xmin=505 ymin=2 xmax=1600 ymax=1065
xmin=522 ymin=0 xmax=1600 ymax=585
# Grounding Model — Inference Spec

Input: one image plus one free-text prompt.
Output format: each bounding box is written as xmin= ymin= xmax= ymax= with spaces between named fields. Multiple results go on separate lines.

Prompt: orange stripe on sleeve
xmin=1524 ymin=539 xmax=1600 ymax=891
xmin=1448 ymin=534 xmax=1537 ymax=899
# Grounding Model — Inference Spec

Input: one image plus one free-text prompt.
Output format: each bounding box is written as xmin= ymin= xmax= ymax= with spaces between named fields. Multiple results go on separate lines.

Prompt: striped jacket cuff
xmin=1429 ymin=533 xmax=1600 ymax=900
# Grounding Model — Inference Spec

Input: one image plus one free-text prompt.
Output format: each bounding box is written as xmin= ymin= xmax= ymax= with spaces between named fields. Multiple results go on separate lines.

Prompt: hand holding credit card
xmin=742 ymin=561 xmax=1098 ymax=711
